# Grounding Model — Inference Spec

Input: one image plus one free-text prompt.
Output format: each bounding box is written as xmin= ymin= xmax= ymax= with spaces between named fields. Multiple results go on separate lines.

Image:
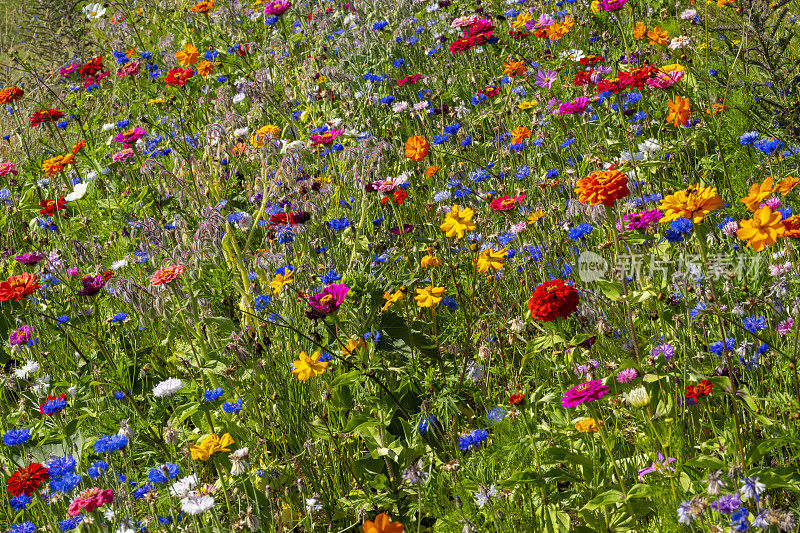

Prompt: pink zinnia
xmin=468 ymin=20 xmax=493 ymax=37
xmin=263 ymin=0 xmax=291 ymax=15
xmin=306 ymin=283 xmax=349 ymax=319
xmin=526 ymin=13 xmax=554 ymax=31
xmin=112 ymin=127 xmax=147 ymax=148
xmin=617 ymin=209 xmax=662 ymax=231
xmin=489 ymin=195 xmax=525 ymax=211
xmin=451 ymin=15 xmax=480 ymax=28
xmin=561 ymin=380 xmax=609 ymax=408
xmin=597 ymin=0 xmax=629 ymax=11
xmin=151 ymin=264 xmax=186 ymax=286
xmin=9 ymin=325 xmax=31 ymax=347
xmin=112 ymin=148 xmax=135 ymax=163
xmin=68 ymin=487 xmax=113 ymax=516
xmin=117 ymin=60 xmax=141 ymax=78
xmin=556 ymin=96 xmax=590 ymax=115
xmin=646 ymin=70 xmax=683 ymax=89
xmin=309 ymin=128 xmax=343 ymax=146
xmin=398 ymin=74 xmax=422 ymax=88
xmin=59 ymin=63 xmax=80 ymax=77
xmin=0 ymin=162 xmax=18 ymax=176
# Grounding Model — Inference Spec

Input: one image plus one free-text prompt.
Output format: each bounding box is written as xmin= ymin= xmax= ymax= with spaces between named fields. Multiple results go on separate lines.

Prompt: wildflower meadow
xmin=2 ymin=0 xmax=800 ymax=531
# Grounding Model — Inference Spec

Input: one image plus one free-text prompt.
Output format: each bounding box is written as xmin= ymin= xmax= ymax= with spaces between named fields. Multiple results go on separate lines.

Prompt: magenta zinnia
xmin=306 ymin=284 xmax=349 ymax=319
xmin=561 ymin=380 xmax=609 ymax=408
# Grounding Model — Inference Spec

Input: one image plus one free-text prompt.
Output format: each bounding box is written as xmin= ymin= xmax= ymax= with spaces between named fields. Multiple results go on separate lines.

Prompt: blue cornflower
xmin=8 ymin=521 xmax=37 ymax=533
xmin=739 ymin=131 xmax=759 ymax=146
xmin=93 ymin=434 xmax=128 ymax=453
xmin=328 ymin=217 xmax=350 ymax=231
xmin=458 ymin=429 xmax=489 ymax=451
xmin=419 ymin=416 xmax=440 ymax=435
xmin=710 ymin=338 xmax=737 ymax=356
xmin=3 ymin=428 xmax=31 ymax=446
xmin=41 ymin=396 xmax=68 ymax=415
xmin=690 ymin=301 xmax=707 ymax=318
xmin=568 ymin=224 xmax=593 ymax=241
xmin=665 ymin=217 xmax=693 ymax=243
xmin=203 ymin=387 xmax=225 ymax=402
xmin=441 ymin=297 xmax=458 ymax=310
xmin=50 ymin=472 xmax=81 ymax=494
xmin=9 ymin=494 xmax=32 ymax=509
xmin=742 ymin=316 xmax=766 ymax=334
xmin=59 ymin=517 xmax=82 ymax=532
xmin=320 ymin=270 xmax=342 ymax=284
xmin=222 ymin=399 xmax=243 ymax=414
xmin=87 ymin=460 xmax=108 ymax=478
xmin=109 ymin=312 xmax=128 ymax=323
xmin=254 ymin=294 xmax=271 ymax=310
xmin=373 ymin=20 xmax=388 ymax=30
xmin=318 ymin=351 xmax=334 ymax=362
xmin=487 ymin=408 xmax=506 ymax=424
xmin=393 ymin=58 xmax=405 ymax=68
xmin=133 ymin=484 xmax=153 ymax=500
xmin=47 ymin=456 xmax=76 ymax=478
xmin=275 ymin=225 xmax=295 ymax=244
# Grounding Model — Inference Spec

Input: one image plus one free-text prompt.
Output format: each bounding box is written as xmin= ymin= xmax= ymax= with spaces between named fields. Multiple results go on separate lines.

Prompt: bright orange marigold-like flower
xmin=782 ymin=215 xmax=800 ymax=239
xmin=0 ymin=272 xmax=39 ymax=302
xmin=574 ymin=169 xmax=630 ymax=207
xmin=196 ymin=60 xmax=214 ymax=76
xmin=0 ymin=86 xmax=24 ymax=104
xmin=647 ymin=26 xmax=668 ymax=46
xmin=404 ymin=136 xmax=429 ymax=161
xmin=740 ymin=176 xmax=774 ymax=211
xmin=190 ymin=0 xmax=215 ymax=12
xmin=777 ymin=176 xmax=799 ymax=196
xmin=502 ymin=60 xmax=527 ymax=77
xmin=737 ymin=207 xmax=785 ymax=252
xmin=665 ymin=95 xmax=690 ymax=127
xmin=510 ymin=126 xmax=532 ymax=145
xmin=175 ymin=43 xmax=200 ymax=67
xmin=633 ymin=22 xmax=647 ymax=40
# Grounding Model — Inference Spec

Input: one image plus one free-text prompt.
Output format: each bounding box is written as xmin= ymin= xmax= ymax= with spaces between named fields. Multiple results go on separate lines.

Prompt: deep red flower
xmin=527 ymin=279 xmax=579 ymax=322
xmin=685 ymin=379 xmax=714 ymax=401
xmin=7 ymin=462 xmax=49 ymax=497
xmin=392 ymin=190 xmax=407 ymax=204
xmin=80 ymin=56 xmax=104 ymax=77
xmin=0 ymin=272 xmax=39 ymax=302
xmin=30 ymin=109 xmax=63 ymax=128
xmin=509 ymin=393 xmax=525 ymax=405
xmin=165 ymin=67 xmax=194 ymax=87
xmin=574 ymin=70 xmax=592 ymax=86
xmin=39 ymin=197 xmax=67 ymax=216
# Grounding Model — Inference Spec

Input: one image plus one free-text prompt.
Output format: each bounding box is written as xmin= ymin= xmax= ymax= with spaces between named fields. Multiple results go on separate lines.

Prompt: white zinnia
xmin=153 ymin=378 xmax=183 ymax=398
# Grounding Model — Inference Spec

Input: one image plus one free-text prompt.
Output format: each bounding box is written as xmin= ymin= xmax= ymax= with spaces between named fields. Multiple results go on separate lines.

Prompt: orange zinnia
xmin=502 ymin=60 xmax=527 ymax=77
xmin=190 ymin=0 xmax=215 ymax=12
xmin=665 ymin=95 xmax=690 ymax=127
xmin=574 ymin=169 xmax=630 ymax=207
xmin=0 ymin=272 xmax=39 ymax=302
xmin=778 ymin=176 xmax=799 ymax=195
xmin=404 ymin=136 xmax=429 ymax=161
xmin=175 ymin=43 xmax=199 ymax=67
xmin=783 ymin=215 xmax=800 ymax=239
xmin=197 ymin=60 xmax=213 ymax=76
xmin=0 ymin=86 xmax=24 ymax=104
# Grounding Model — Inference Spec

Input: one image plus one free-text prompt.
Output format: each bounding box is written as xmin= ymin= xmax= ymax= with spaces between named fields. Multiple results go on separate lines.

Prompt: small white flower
xmin=32 ymin=374 xmax=50 ymax=395
xmin=181 ymin=491 xmax=215 ymax=515
xmin=110 ymin=258 xmax=130 ymax=271
xmin=153 ymin=378 xmax=183 ymax=398
xmin=170 ymin=475 xmax=198 ymax=498
xmin=232 ymin=93 xmax=247 ymax=105
xmin=83 ymin=3 xmax=106 ymax=20
xmin=65 ymin=182 xmax=88 ymax=202
xmin=67 ymin=386 xmax=78 ymax=396
xmin=102 ymin=123 xmax=115 ymax=132
xmin=233 ymin=127 xmax=249 ymax=138
xmin=14 ymin=360 xmax=39 ymax=379
xmin=624 ymin=386 xmax=650 ymax=408
xmin=474 ymin=484 xmax=497 ymax=509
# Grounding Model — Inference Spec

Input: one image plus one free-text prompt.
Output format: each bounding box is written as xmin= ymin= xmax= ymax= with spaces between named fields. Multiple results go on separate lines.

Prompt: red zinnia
xmin=509 ymin=393 xmax=525 ymax=405
xmin=39 ymin=197 xmax=67 ymax=215
xmin=7 ymin=462 xmax=49 ymax=497
xmin=527 ymin=279 xmax=579 ymax=322
xmin=30 ymin=109 xmax=63 ymax=128
xmin=685 ymin=379 xmax=714 ymax=402
xmin=80 ymin=56 xmax=104 ymax=77
xmin=0 ymin=272 xmax=39 ymax=302
xmin=165 ymin=67 xmax=195 ymax=87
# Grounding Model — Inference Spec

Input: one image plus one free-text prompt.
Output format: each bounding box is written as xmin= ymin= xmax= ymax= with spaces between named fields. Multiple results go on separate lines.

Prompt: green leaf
xmin=582 ymin=489 xmax=624 ymax=511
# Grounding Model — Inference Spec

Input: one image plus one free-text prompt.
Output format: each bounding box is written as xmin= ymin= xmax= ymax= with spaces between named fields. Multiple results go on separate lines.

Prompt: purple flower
xmin=389 ymin=224 xmax=415 ymax=235
xmin=9 ymin=325 xmax=31 ymax=346
xmin=13 ymin=253 xmax=45 ymax=265
xmin=638 ymin=452 xmax=676 ymax=480
xmin=77 ymin=275 xmax=105 ymax=296
xmin=263 ymin=0 xmax=291 ymax=15
xmin=597 ymin=0 xmax=629 ymax=11
xmin=561 ymin=380 xmax=609 ymax=408
xmin=534 ymin=69 xmax=558 ymax=89
xmin=711 ymin=493 xmax=742 ymax=514
xmin=616 ymin=368 xmax=638 ymax=383
xmin=306 ymin=284 xmax=349 ymax=319
xmin=651 ymin=343 xmax=675 ymax=361
xmin=557 ymin=96 xmax=590 ymax=115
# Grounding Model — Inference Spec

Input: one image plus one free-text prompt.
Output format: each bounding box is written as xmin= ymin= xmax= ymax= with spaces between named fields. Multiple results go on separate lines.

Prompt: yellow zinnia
xmin=291 ymin=351 xmax=328 ymax=381
xmin=736 ymin=207 xmax=785 ymax=252
xmin=414 ymin=286 xmax=445 ymax=308
xmin=476 ymin=248 xmax=508 ymax=273
xmin=659 ymin=185 xmax=724 ymax=223
xmin=191 ymin=433 xmax=234 ymax=461
xmin=440 ymin=205 xmax=476 ymax=239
